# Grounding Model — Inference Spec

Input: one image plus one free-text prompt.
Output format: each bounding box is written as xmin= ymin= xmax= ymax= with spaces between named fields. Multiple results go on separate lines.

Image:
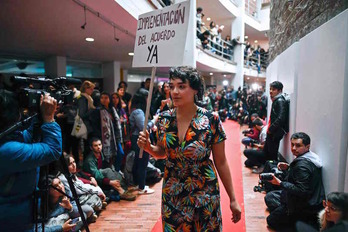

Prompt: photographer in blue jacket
xmin=0 ymin=90 xmax=62 ymax=232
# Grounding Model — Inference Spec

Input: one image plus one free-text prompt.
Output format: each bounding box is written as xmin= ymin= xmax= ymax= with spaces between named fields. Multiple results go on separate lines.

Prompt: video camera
xmin=12 ymin=76 xmax=81 ymax=111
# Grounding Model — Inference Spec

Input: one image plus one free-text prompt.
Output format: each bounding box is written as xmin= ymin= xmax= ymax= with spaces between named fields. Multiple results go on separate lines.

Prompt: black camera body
xmin=259 ymin=173 xmax=273 ymax=181
xmin=12 ymin=76 xmax=81 ymax=111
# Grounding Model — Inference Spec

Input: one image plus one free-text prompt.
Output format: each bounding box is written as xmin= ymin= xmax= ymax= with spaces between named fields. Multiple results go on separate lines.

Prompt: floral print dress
xmin=156 ymin=107 xmax=227 ymax=232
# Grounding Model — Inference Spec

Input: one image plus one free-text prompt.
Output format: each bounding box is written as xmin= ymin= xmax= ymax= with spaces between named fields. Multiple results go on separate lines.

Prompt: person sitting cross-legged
xmin=83 ymin=137 xmax=136 ymax=201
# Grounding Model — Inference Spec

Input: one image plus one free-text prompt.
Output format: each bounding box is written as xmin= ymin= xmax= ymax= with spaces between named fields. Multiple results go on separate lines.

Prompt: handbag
xmin=71 ymin=110 xmax=87 ymax=139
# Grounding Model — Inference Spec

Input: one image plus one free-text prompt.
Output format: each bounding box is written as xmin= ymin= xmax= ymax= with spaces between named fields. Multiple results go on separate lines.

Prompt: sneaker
xmin=138 ymin=186 xmax=155 ymax=195
xmin=120 ymin=191 xmax=136 ymax=201
xmin=88 ymin=214 xmax=98 ymax=223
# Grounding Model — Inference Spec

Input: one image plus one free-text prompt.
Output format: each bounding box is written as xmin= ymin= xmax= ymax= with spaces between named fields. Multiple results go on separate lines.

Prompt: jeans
xmin=131 ymin=134 xmax=150 ymax=190
xmin=244 ymin=149 xmax=266 ymax=167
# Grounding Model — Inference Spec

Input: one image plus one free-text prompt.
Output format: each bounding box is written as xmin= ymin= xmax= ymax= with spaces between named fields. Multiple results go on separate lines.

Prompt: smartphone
xmin=70 ymin=217 xmax=81 ymax=224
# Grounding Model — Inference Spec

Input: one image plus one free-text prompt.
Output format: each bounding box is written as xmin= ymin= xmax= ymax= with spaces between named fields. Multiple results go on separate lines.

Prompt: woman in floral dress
xmin=138 ymin=66 xmax=241 ymax=231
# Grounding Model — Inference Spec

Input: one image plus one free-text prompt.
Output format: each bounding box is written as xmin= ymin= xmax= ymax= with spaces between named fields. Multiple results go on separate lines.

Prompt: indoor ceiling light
xmin=209 ymin=72 xmax=213 ymax=75
xmin=254 ymin=40 xmax=258 ymax=43
xmin=245 ymin=36 xmax=248 ymax=39
xmin=247 ymin=77 xmax=250 ymax=80
xmin=207 ymin=17 xmax=211 ymax=21
xmin=85 ymin=37 xmax=94 ymax=42
xmin=223 ymin=80 xmax=228 ymax=86
xmin=223 ymin=74 xmax=226 ymax=77
xmin=128 ymin=52 xmax=134 ymax=56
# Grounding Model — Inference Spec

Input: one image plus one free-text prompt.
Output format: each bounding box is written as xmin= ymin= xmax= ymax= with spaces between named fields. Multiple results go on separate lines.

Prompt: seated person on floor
xmin=296 ymin=192 xmax=348 ymax=232
xmin=59 ymin=155 xmax=107 ymax=214
xmin=264 ymin=132 xmax=325 ymax=231
xmin=243 ymin=118 xmax=267 ymax=168
xmin=36 ymin=177 xmax=81 ymax=232
xmin=242 ymin=116 xmax=263 ymax=148
xmin=83 ymin=137 xmax=136 ymax=201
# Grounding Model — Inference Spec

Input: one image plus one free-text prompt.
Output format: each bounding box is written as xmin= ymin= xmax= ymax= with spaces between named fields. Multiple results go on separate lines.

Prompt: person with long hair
xmin=153 ymin=82 xmax=172 ymax=114
xmin=89 ymin=92 xmax=124 ymax=171
xmin=111 ymin=92 xmax=130 ymax=144
xmin=129 ymin=89 xmax=155 ymax=194
xmin=296 ymin=192 xmax=348 ymax=232
xmin=137 ymin=66 xmax=241 ymax=231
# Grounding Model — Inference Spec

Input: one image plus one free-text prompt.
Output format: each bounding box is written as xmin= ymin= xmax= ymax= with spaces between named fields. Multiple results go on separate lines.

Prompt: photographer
xmin=243 ymin=118 xmax=267 ymax=172
xmin=0 ymin=90 xmax=62 ymax=231
xmin=264 ymin=132 xmax=325 ymax=231
xmin=241 ymin=114 xmax=263 ymax=148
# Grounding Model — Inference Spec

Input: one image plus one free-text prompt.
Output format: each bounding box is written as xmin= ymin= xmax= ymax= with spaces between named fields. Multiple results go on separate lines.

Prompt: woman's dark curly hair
xmin=169 ymin=66 xmax=204 ymax=103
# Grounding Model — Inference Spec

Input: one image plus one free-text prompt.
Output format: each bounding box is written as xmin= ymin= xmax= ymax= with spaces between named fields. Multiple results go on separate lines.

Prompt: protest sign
xmin=132 ymin=1 xmax=191 ymax=67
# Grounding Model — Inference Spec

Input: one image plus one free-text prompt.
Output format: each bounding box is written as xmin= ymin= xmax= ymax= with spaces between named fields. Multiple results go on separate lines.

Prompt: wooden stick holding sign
xmin=139 ymin=66 xmax=156 ymax=158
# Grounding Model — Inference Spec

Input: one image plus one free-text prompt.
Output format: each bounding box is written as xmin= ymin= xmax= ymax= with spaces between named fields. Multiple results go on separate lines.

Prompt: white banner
xmin=132 ymin=1 xmax=191 ymax=67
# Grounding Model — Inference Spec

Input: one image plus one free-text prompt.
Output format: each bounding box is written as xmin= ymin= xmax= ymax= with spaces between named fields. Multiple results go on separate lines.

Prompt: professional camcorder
xmin=12 ymin=76 xmax=81 ymax=111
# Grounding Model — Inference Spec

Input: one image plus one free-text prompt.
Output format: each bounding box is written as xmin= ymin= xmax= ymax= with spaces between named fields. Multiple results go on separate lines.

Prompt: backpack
xmin=281 ymin=93 xmax=290 ymax=133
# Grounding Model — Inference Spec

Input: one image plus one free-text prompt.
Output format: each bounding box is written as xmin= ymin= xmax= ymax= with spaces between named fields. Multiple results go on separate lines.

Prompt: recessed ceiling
xmin=0 ymin=0 xmax=137 ymax=68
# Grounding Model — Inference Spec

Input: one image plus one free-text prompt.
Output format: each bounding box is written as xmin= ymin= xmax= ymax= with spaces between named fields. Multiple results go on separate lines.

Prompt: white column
xmin=102 ymin=61 xmax=121 ymax=94
xmin=256 ymin=0 xmax=262 ymax=19
xmin=44 ymin=56 xmax=66 ymax=78
xmin=123 ymin=69 xmax=128 ymax=83
xmin=231 ymin=0 xmax=245 ymax=89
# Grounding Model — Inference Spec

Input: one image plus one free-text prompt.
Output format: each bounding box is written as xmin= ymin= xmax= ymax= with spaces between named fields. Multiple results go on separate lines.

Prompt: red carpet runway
xmin=152 ymin=120 xmax=246 ymax=231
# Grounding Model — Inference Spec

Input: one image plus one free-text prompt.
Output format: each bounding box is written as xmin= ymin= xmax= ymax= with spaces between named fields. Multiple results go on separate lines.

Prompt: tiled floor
xmin=87 ymin=123 xmax=274 ymax=232
xmin=240 ymin=125 xmax=275 ymax=232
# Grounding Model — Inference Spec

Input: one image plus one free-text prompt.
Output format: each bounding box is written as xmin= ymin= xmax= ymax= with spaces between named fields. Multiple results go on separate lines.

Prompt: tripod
xmin=0 ymin=113 xmax=90 ymax=232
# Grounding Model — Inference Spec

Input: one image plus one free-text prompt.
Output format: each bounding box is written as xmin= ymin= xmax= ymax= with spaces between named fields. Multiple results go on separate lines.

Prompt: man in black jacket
xmin=264 ymin=132 xmax=325 ymax=231
xmin=263 ymin=81 xmax=288 ymax=163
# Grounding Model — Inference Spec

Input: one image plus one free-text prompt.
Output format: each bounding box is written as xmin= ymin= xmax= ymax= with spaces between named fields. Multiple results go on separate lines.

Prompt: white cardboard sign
xmin=132 ymin=1 xmax=191 ymax=67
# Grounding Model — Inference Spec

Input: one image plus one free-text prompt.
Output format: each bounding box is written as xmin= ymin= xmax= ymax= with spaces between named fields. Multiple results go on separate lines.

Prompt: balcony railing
xmin=197 ymin=27 xmax=235 ymax=62
xmin=244 ymin=51 xmax=268 ymax=73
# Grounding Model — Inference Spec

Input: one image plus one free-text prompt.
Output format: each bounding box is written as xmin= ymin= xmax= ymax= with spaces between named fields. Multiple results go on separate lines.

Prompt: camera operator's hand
xmin=267 ymin=174 xmax=281 ymax=186
xmin=62 ymin=219 xmax=76 ymax=232
xmin=40 ymin=94 xmax=57 ymax=123
xmin=277 ymin=162 xmax=289 ymax=171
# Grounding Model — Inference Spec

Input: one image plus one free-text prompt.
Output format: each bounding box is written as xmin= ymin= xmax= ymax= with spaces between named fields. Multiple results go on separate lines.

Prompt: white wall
xmin=266 ymin=9 xmax=348 ymax=193
xmin=115 ymin=0 xmax=154 ymax=19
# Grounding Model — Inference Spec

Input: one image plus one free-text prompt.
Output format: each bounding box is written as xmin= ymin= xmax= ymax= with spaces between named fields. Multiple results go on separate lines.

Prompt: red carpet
xmin=152 ymin=120 xmax=245 ymax=231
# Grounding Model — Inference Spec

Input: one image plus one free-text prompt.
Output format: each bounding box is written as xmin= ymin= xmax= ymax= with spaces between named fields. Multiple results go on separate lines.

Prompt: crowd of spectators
xmin=196 ymin=6 xmax=269 ymax=70
xmin=239 ymin=80 xmax=347 ymax=231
